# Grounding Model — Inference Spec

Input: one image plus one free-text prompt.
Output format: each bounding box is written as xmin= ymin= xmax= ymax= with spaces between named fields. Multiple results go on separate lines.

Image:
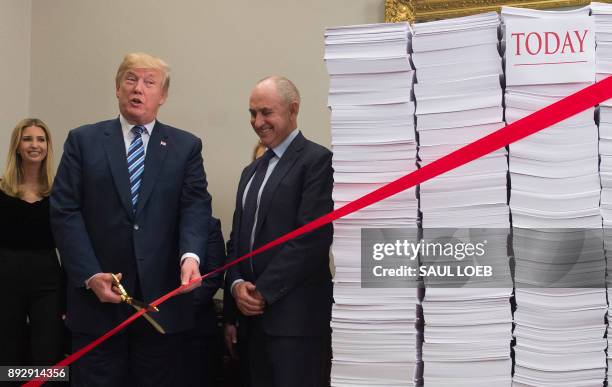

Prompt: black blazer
xmin=50 ymin=118 xmax=211 ymax=334
xmin=192 ymin=216 xmax=225 ymax=335
xmin=227 ymin=132 xmax=333 ymax=336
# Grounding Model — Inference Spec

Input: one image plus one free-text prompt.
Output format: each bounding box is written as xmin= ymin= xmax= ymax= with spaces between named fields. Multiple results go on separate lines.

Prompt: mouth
xmin=130 ymin=97 xmax=143 ymax=107
xmin=257 ymin=127 xmax=272 ymax=137
xmin=26 ymin=151 xmax=42 ymax=158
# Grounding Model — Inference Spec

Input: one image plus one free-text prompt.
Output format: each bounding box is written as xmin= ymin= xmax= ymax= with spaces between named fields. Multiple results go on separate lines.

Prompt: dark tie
xmin=128 ymin=125 xmax=146 ymax=211
xmin=238 ymin=149 xmax=275 ymax=256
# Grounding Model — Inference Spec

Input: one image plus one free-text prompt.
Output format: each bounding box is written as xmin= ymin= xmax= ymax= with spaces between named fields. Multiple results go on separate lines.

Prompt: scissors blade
xmin=130 ymin=298 xmax=159 ymax=313
xmin=131 ymin=304 xmax=166 ymax=334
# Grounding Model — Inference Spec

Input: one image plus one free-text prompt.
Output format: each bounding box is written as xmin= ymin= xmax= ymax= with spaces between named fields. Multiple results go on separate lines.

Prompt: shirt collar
xmin=270 ymin=128 xmax=299 ymax=159
xmin=119 ymin=114 xmax=156 ymax=137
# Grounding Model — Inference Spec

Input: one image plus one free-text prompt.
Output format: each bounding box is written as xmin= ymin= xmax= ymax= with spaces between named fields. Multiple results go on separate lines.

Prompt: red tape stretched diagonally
xmin=24 ymin=75 xmax=612 ymax=386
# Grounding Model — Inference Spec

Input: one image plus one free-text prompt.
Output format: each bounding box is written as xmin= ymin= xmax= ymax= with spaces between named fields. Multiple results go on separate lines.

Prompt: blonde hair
xmin=252 ymin=141 xmax=266 ymax=161
xmin=1 ymin=118 xmax=55 ymax=198
xmin=115 ymin=52 xmax=170 ymax=94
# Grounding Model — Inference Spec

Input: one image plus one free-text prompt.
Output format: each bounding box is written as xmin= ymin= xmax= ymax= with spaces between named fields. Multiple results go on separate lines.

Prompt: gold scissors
xmin=110 ymin=273 xmax=166 ymax=334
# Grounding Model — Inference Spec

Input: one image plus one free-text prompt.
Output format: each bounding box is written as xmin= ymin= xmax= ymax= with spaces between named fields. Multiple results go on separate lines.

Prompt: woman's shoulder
xmin=0 ymin=187 xmax=16 ymax=209
xmin=0 ymin=185 xmax=10 ymax=198
xmin=0 ymin=186 xmax=16 ymax=202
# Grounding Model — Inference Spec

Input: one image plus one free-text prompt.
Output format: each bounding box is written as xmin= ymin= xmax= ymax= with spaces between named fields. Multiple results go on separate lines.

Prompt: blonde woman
xmin=0 ymin=118 xmax=64 ymax=366
xmin=252 ymin=140 xmax=266 ymax=160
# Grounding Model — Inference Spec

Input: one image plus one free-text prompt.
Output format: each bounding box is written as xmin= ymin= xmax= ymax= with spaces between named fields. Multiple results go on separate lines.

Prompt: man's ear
xmin=289 ymin=101 xmax=299 ymax=120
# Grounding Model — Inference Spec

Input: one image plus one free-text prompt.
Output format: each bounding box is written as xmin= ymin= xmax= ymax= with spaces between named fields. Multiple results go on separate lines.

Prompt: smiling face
xmin=116 ymin=68 xmax=167 ymax=125
xmin=18 ymin=125 xmax=48 ymax=166
xmin=249 ymin=80 xmax=298 ymax=149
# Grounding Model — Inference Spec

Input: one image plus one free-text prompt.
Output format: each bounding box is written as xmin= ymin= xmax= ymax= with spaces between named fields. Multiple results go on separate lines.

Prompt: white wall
xmin=28 ymin=0 xmax=384 ymax=235
xmin=0 ymin=0 xmax=31 ymax=170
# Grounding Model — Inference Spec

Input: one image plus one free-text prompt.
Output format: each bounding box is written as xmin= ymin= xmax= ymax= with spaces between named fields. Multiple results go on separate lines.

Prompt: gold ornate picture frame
xmin=385 ymin=0 xmax=594 ymax=23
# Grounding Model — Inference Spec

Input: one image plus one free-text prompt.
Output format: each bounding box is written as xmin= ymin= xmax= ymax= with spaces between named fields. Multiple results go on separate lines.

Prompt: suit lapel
xmin=254 ymin=132 xmax=305 ymax=239
xmin=236 ymin=162 xmax=259 ymax=279
xmin=235 ymin=161 xmax=258 ymax=242
xmin=237 ymin=162 xmax=258 ymax=211
xmin=103 ymin=119 xmax=134 ymax=220
xmin=135 ymin=121 xmax=168 ymax=216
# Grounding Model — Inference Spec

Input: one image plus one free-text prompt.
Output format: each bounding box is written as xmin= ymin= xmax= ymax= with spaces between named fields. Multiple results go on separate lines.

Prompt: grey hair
xmin=257 ymin=75 xmax=301 ymax=105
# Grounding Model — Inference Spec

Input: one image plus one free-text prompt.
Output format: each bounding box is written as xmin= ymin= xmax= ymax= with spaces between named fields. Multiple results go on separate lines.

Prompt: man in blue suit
xmin=50 ymin=52 xmax=211 ymax=386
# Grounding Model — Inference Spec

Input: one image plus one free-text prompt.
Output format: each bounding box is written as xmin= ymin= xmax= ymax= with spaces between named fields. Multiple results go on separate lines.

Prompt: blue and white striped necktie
xmin=128 ymin=125 xmax=146 ymax=211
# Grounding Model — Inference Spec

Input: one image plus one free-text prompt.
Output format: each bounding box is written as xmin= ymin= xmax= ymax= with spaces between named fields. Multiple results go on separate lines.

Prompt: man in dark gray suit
xmin=226 ymin=76 xmax=333 ymax=387
xmin=51 ymin=52 xmax=211 ymax=386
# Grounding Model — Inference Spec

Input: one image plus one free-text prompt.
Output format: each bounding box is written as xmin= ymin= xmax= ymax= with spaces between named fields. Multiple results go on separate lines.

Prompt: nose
xmin=134 ymin=78 xmax=144 ymax=93
xmin=253 ymin=113 xmax=264 ymax=128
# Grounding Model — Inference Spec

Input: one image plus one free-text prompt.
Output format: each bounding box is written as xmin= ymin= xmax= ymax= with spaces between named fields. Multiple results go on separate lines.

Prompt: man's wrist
xmin=84 ymin=273 xmax=103 ymax=289
xmin=180 ymin=253 xmax=200 ymax=265
xmin=230 ymin=279 xmax=245 ymax=297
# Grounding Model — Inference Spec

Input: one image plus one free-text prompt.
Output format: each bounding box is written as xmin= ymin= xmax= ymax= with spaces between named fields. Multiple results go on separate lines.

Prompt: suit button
xmin=133 ymin=224 xmax=140 ymax=231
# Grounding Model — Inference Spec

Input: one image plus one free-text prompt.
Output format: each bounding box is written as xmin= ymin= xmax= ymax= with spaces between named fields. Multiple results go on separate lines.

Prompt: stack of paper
xmin=590 ymin=7 xmax=612 ymax=375
xmin=325 ymin=22 xmax=421 ymax=387
xmin=331 ymin=286 xmax=421 ymax=387
xmin=412 ymin=12 xmax=508 ymax=229
xmin=502 ymin=6 xmax=601 ymax=229
xmin=592 ymin=2 xmax=612 ymax=86
xmin=502 ymin=8 xmax=605 ymax=386
xmin=410 ymin=12 xmax=513 ymax=386
xmin=512 ymin=288 xmax=607 ymax=387
xmin=513 ymin=228 xmax=606 ymax=289
xmin=512 ymin=228 xmax=606 ymax=387
xmin=326 ymin=23 xmax=414 ymax=107
xmin=592 ymin=2 xmax=612 ymax=225
xmin=419 ymin=228 xmax=512 ymax=387
xmin=605 ymin=229 xmax=612 ymax=381
xmin=421 ymin=286 xmax=513 ymax=387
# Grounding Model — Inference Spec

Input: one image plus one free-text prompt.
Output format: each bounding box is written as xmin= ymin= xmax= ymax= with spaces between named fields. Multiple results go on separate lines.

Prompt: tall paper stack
xmin=325 ymin=23 xmax=421 ymax=386
xmin=411 ymin=12 xmax=513 ymax=387
xmin=502 ymin=6 xmax=600 ymax=229
xmin=412 ymin=12 xmax=508 ymax=229
xmin=592 ymin=1 xmax=612 ymax=382
xmin=502 ymin=6 xmax=606 ymax=386
xmin=605 ymin=228 xmax=612 ymax=383
xmin=592 ymin=2 xmax=612 ymax=225
xmin=512 ymin=229 xmax=606 ymax=387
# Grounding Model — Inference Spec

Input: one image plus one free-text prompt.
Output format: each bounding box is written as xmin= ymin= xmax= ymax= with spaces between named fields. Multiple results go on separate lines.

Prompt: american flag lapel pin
xmin=160 ymin=140 xmax=167 ymax=147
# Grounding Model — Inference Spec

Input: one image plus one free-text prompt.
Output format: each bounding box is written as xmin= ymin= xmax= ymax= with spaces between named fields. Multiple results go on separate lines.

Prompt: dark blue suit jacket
xmin=51 ymin=118 xmax=211 ymax=334
xmin=227 ymin=132 xmax=333 ymax=336
xmin=192 ymin=216 xmax=225 ymax=334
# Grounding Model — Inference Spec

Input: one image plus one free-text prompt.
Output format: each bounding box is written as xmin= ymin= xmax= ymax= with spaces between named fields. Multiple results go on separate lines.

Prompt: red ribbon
xmin=23 ymin=75 xmax=612 ymax=386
